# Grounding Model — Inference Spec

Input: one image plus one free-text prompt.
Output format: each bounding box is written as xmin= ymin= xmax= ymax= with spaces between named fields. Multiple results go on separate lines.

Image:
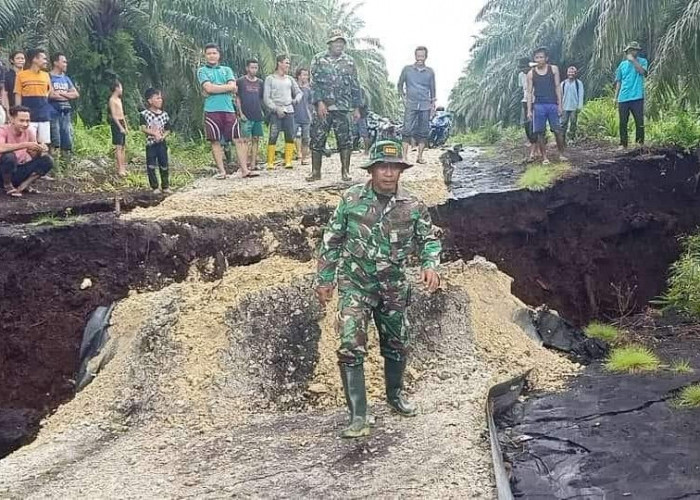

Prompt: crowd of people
xmin=519 ymin=42 xmax=648 ymax=164
xmin=0 ymin=29 xmax=440 ymax=198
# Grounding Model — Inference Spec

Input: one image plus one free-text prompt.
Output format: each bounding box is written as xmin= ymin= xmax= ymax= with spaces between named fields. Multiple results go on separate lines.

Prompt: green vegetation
xmin=517 ymin=163 xmax=571 ymax=191
xmin=659 ymin=233 xmax=700 ymax=320
xmin=30 ymin=214 xmax=85 ymax=227
xmin=674 ymin=384 xmax=700 ymax=408
xmin=0 ymin=0 xmax=398 ymax=135
xmin=450 ymin=0 xmax=700 ymax=131
xmin=605 ymin=345 xmax=661 ymax=374
xmin=451 ymin=125 xmax=523 ymax=148
xmin=670 ymin=359 xmax=694 ymax=375
xmin=584 ymin=322 xmax=621 ymax=343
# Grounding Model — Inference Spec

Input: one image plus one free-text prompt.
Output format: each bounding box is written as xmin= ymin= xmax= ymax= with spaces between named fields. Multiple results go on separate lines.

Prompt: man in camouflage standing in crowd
xmin=308 ymin=28 xmax=362 ymax=182
xmin=315 ymin=140 xmax=441 ymax=438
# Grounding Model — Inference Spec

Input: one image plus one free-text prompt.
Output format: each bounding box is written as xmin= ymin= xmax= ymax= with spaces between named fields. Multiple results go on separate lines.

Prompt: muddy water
xmin=448 ymin=147 xmax=520 ymax=199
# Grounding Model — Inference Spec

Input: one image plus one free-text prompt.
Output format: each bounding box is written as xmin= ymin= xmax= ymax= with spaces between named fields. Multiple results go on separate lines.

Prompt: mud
xmin=437 ymin=150 xmax=700 ymax=325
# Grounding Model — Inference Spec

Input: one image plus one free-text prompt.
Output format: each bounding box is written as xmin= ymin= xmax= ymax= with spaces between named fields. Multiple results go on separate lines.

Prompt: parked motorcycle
xmin=428 ymin=108 xmax=452 ymax=148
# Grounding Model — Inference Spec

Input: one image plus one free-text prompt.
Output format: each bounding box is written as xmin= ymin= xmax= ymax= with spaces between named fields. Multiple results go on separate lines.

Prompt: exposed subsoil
xmin=436 ymin=148 xmax=700 ymax=325
xmin=498 ymin=313 xmax=700 ymax=499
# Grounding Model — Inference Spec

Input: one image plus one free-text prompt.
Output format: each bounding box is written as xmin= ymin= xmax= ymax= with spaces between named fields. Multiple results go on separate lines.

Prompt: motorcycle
xmin=428 ymin=110 xmax=452 ymax=148
xmin=367 ymin=112 xmax=402 ymax=151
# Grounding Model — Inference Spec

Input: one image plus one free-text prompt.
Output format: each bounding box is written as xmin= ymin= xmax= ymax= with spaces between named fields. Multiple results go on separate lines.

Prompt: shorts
xmin=29 ymin=122 xmax=51 ymax=144
xmin=296 ymin=122 xmax=311 ymax=146
xmin=204 ymin=111 xmax=241 ymax=142
xmin=241 ymin=119 xmax=264 ymax=138
xmin=110 ymin=118 xmax=126 ymax=146
xmin=403 ymin=108 xmax=430 ymax=141
xmin=533 ymin=103 xmax=562 ymax=134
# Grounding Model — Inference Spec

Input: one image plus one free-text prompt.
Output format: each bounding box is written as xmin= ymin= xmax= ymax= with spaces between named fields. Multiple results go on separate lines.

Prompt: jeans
xmin=50 ymin=110 xmax=73 ymax=151
xmin=145 ymin=142 xmax=169 ymax=190
xmin=562 ymin=110 xmax=579 ymax=141
xmin=619 ymin=99 xmax=644 ymax=147
xmin=268 ymin=112 xmax=295 ymax=145
xmin=0 ymin=152 xmax=53 ymax=187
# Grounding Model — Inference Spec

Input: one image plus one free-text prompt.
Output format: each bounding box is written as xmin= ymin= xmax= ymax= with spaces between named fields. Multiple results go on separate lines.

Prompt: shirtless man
xmin=108 ymin=80 xmax=128 ymax=176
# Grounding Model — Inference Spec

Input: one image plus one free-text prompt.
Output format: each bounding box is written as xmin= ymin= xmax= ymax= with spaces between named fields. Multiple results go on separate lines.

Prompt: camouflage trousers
xmin=335 ymin=270 xmax=411 ymax=366
xmin=311 ymin=110 xmax=353 ymax=152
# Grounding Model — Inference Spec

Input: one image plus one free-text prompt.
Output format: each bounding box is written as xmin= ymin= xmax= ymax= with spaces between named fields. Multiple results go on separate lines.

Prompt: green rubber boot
xmin=385 ymin=358 xmax=417 ymax=417
xmin=339 ymin=149 xmax=352 ymax=182
xmin=339 ymin=363 xmax=370 ymax=438
xmin=305 ymin=151 xmax=322 ymax=182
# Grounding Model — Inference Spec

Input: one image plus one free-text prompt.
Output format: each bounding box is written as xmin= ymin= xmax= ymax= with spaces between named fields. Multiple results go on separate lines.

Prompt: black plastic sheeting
xmin=531 ymin=308 xmax=608 ymax=364
xmin=496 ymin=368 xmax=700 ymax=499
xmin=76 ymin=303 xmax=115 ymax=391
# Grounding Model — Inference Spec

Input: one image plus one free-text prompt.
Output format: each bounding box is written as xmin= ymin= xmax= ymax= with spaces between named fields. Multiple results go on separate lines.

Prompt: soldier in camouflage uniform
xmin=308 ymin=28 xmax=362 ymax=182
xmin=315 ymin=140 xmax=442 ymax=438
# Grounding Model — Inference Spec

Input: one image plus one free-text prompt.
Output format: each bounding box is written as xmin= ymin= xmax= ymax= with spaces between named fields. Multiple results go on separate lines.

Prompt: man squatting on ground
xmin=527 ymin=47 xmax=566 ymax=164
xmin=615 ymin=41 xmax=648 ymax=149
xmin=0 ymin=106 xmax=54 ymax=198
xmin=315 ymin=140 xmax=441 ymax=438
xmin=308 ymin=28 xmax=362 ymax=182
xmin=398 ymin=46 xmax=436 ymax=164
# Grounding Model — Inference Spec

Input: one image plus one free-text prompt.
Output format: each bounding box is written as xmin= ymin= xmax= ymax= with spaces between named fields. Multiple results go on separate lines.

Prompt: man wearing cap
xmin=308 ymin=28 xmax=362 ymax=182
xmin=615 ymin=41 xmax=648 ymax=149
xmin=314 ymin=139 xmax=442 ymax=438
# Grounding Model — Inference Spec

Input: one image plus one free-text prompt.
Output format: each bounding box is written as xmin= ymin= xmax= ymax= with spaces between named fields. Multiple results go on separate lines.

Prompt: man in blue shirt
xmin=615 ymin=41 xmax=648 ymax=149
xmin=49 ymin=53 xmax=79 ymax=158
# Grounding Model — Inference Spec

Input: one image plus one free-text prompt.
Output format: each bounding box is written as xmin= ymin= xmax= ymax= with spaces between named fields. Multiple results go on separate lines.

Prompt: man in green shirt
xmin=315 ymin=140 xmax=442 ymax=438
xmin=308 ymin=28 xmax=362 ymax=182
xmin=197 ymin=43 xmax=252 ymax=179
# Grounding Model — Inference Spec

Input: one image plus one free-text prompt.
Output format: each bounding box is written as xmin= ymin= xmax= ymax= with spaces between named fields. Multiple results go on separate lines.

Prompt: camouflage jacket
xmin=316 ymin=182 xmax=442 ymax=286
xmin=310 ymin=51 xmax=362 ymax=111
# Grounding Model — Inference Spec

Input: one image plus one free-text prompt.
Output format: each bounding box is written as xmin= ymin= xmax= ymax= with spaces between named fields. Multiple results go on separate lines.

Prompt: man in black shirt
xmin=4 ymin=52 xmax=24 ymax=110
xmin=236 ymin=58 xmax=265 ymax=171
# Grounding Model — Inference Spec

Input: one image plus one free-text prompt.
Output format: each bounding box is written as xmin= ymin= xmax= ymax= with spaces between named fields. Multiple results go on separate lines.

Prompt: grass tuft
xmin=517 ymin=163 xmax=571 ymax=191
xmin=659 ymin=233 xmax=700 ymax=320
xmin=670 ymin=359 xmax=694 ymax=374
xmin=674 ymin=384 xmax=700 ymax=408
xmin=30 ymin=214 xmax=85 ymax=227
xmin=584 ymin=322 xmax=620 ymax=343
xmin=605 ymin=345 xmax=661 ymax=373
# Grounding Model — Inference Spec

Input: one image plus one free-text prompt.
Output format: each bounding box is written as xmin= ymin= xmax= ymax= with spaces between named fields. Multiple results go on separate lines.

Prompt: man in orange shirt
xmin=14 ymin=48 xmax=52 ymax=147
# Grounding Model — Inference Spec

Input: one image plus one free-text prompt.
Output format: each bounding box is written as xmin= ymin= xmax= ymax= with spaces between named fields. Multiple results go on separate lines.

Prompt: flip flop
xmin=5 ymin=188 xmax=22 ymax=198
xmin=416 ymin=158 xmax=427 ymax=164
xmin=25 ymin=186 xmax=41 ymax=194
xmin=240 ymin=172 xmax=260 ymax=178
xmin=214 ymin=173 xmax=227 ymax=180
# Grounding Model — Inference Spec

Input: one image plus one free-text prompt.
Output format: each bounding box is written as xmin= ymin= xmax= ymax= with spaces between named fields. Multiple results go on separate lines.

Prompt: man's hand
xmin=276 ymin=108 xmax=286 ymax=118
xmin=316 ymin=285 xmax=335 ymax=307
xmin=352 ymin=108 xmax=361 ymax=122
xmin=626 ymin=53 xmax=635 ymax=62
xmin=239 ymin=112 xmax=248 ymax=122
xmin=527 ymin=109 xmax=533 ymax=121
xmin=420 ymin=269 xmax=440 ymax=293
xmin=558 ymin=105 xmax=563 ymax=117
xmin=317 ymin=101 xmax=328 ymax=120
xmin=25 ymin=142 xmax=43 ymax=153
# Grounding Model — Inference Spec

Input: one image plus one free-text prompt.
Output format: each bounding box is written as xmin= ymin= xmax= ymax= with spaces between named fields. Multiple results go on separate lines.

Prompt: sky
xmin=355 ymin=0 xmax=486 ymax=106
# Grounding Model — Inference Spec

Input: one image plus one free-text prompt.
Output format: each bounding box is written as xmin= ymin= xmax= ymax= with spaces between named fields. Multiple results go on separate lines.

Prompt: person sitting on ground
xmin=518 ymin=58 xmax=537 ymax=161
xmin=293 ymin=67 xmax=313 ymax=165
xmin=140 ymin=88 xmax=171 ymax=195
xmin=48 ymin=53 xmax=79 ymax=161
xmin=0 ymin=105 xmax=53 ymax=198
xmin=235 ymin=58 xmax=265 ymax=172
xmin=560 ymin=66 xmax=584 ymax=145
xmin=615 ymin=41 xmax=648 ymax=150
xmin=108 ymin=80 xmax=128 ymax=177
xmin=527 ymin=47 xmax=566 ymax=164
xmin=5 ymin=51 xmax=24 ymax=109
xmin=14 ymin=48 xmax=52 ymax=148
xmin=263 ymin=54 xmax=302 ymax=170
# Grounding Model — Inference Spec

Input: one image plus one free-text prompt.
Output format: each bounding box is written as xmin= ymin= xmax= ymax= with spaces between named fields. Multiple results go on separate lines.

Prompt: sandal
xmin=416 ymin=158 xmax=427 ymax=164
xmin=239 ymin=171 xmax=260 ymax=178
xmin=214 ymin=173 xmax=227 ymax=180
xmin=5 ymin=188 xmax=22 ymax=198
xmin=25 ymin=186 xmax=41 ymax=194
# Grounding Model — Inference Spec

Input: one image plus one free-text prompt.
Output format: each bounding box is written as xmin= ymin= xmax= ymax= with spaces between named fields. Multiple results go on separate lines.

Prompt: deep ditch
xmin=1 ymin=148 xmax=699 ymax=467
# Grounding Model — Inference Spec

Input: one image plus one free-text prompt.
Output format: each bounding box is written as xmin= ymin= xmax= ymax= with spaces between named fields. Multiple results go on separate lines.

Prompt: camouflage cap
xmin=361 ymin=140 xmax=413 ymax=170
xmin=624 ymin=41 xmax=642 ymax=52
xmin=327 ymin=28 xmax=347 ymax=44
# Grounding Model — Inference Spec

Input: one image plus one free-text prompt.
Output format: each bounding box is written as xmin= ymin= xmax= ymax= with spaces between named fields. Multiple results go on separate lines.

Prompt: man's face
xmin=534 ymin=52 xmax=547 ymax=66
xmin=329 ymin=40 xmax=345 ymax=56
xmin=247 ymin=62 xmax=259 ymax=77
xmin=33 ymin=52 xmax=48 ymax=69
xmin=567 ymin=67 xmax=577 ymax=79
xmin=54 ymin=55 xmax=68 ymax=73
xmin=415 ymin=50 xmax=427 ymax=66
xmin=116 ymin=84 xmax=123 ymax=97
xmin=371 ymin=163 xmax=403 ymax=193
xmin=628 ymin=49 xmax=640 ymax=58
xmin=278 ymin=58 xmax=290 ymax=74
xmin=11 ymin=111 xmax=30 ymax=132
xmin=298 ymin=69 xmax=309 ymax=84
xmin=148 ymin=93 xmax=163 ymax=109
xmin=12 ymin=53 xmax=25 ymax=69
xmin=205 ymin=48 xmax=220 ymax=66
